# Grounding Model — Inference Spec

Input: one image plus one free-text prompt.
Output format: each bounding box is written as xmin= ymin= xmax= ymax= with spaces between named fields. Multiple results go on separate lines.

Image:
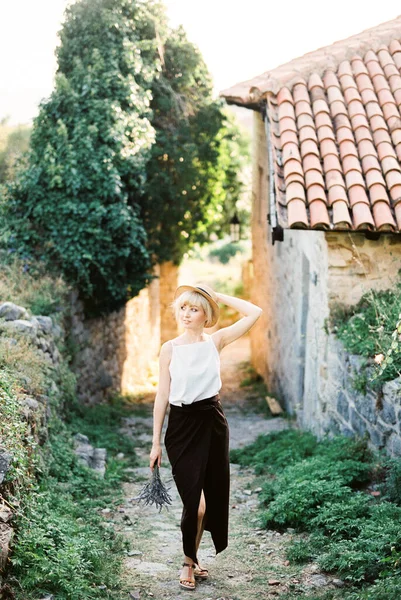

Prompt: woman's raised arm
xmin=212 ymin=292 xmax=263 ymax=351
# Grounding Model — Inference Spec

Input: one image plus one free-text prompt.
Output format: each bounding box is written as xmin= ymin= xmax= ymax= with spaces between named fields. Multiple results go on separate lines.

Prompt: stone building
xmin=221 ymin=17 xmax=401 ymax=454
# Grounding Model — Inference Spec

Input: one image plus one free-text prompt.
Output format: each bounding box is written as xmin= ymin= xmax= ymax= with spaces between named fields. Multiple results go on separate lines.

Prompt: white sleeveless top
xmin=168 ymin=334 xmax=222 ymax=406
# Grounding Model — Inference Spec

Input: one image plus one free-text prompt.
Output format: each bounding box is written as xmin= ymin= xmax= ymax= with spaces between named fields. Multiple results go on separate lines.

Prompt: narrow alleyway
xmin=111 ymin=338 xmax=340 ymax=599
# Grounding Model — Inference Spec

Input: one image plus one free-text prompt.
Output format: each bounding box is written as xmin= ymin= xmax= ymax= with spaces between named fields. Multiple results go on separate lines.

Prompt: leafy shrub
xmin=208 ymin=241 xmax=245 ymax=264
xmin=377 ymin=456 xmax=401 ymax=506
xmin=261 ymin=479 xmax=354 ymax=530
xmin=330 ymin=283 xmax=401 ymax=383
xmin=233 ymin=428 xmax=401 ymax=587
xmin=318 ymin=503 xmax=401 ymax=582
xmin=10 ymin=428 xmax=127 ymax=599
xmin=344 ymin=576 xmax=401 ymax=600
xmin=309 ymin=494 xmax=372 ymax=540
xmin=230 ymin=429 xmax=318 ymax=473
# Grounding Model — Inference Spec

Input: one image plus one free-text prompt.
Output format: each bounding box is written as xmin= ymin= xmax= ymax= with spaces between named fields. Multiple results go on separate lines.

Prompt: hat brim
xmin=174 ymin=285 xmax=220 ymax=327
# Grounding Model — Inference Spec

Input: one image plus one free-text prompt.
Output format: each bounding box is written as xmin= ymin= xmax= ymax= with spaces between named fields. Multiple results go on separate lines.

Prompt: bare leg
xmin=195 ymin=490 xmax=206 ymax=551
xmin=181 ymin=490 xmax=207 ymax=585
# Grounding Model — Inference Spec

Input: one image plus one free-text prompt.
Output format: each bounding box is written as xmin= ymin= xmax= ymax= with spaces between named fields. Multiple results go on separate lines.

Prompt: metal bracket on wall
xmin=261 ymin=101 xmax=284 ymax=244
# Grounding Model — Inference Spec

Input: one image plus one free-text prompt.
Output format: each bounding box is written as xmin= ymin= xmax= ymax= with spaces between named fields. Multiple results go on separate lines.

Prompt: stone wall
xmin=0 ymin=301 xmax=63 ymax=576
xmin=312 ymin=334 xmax=401 ymax=456
xmin=249 ymin=110 xmax=401 ymax=455
xmin=326 ymin=232 xmax=401 ymax=307
xmin=69 ymin=262 xmax=180 ymax=403
xmin=159 ymin=261 xmax=179 ymax=345
xmin=70 ymin=269 xmax=161 ymax=403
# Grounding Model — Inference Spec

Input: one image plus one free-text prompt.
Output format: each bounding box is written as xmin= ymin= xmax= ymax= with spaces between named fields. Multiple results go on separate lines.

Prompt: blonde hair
xmin=171 ymin=291 xmax=213 ymax=328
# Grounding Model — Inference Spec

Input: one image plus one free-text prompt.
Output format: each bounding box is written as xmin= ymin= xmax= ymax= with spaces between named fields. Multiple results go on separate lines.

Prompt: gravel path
xmin=111 ymin=337 xmax=343 ymax=599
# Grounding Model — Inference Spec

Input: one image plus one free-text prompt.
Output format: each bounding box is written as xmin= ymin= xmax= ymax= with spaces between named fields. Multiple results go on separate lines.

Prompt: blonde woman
xmin=150 ymin=283 xmax=262 ymax=590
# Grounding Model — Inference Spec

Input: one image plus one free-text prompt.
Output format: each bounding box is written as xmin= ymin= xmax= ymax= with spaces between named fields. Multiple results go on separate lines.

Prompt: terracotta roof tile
xmin=295 ymin=100 xmax=313 ymax=117
xmin=354 ymin=127 xmax=373 ymax=143
xmin=278 ymin=102 xmax=296 ymax=120
xmin=223 ymin=21 xmax=401 ymax=232
xmin=320 ymin=139 xmax=338 ymax=156
xmin=361 ymin=154 xmax=381 ymax=173
xmin=352 ymin=201 xmax=375 ymax=229
xmin=329 ymin=185 xmax=349 ymax=205
xmin=369 ymin=183 xmax=390 ymax=204
xmin=342 ymin=155 xmax=362 ymax=173
xmin=302 ymin=155 xmax=322 ymax=174
xmin=277 ymin=87 xmax=294 ymax=105
xmin=307 ymin=184 xmax=326 ymax=203
xmin=315 ymin=112 xmax=332 ymax=128
xmin=393 ymin=202 xmax=401 ymax=228
xmin=365 ymin=169 xmax=386 ymax=187
xmin=348 ymin=186 xmax=370 ymax=208
xmin=323 ymin=154 xmax=342 ymax=174
xmin=372 ymin=200 xmax=396 ymax=229
xmin=309 ymin=199 xmax=330 ymax=228
xmin=280 ymin=130 xmax=298 ymax=147
xmin=299 ymin=125 xmax=318 ymax=142
xmin=287 ymin=198 xmax=308 ymax=227
xmin=390 ymin=184 xmax=401 ymax=204
xmin=332 ymin=199 xmax=352 ymax=227
xmin=300 ymin=139 xmax=320 ymax=158
xmin=286 ymin=181 xmax=306 ymax=202
xmin=337 ymin=127 xmax=355 ymax=143
xmin=279 ymin=116 xmax=298 ymax=133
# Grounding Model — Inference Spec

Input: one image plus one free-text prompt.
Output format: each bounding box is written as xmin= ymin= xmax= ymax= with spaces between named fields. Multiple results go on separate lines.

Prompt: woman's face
xmin=179 ymin=302 xmax=207 ymax=329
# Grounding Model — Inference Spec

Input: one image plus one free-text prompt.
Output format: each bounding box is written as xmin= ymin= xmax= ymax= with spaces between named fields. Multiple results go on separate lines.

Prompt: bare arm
xmin=212 ymin=292 xmax=263 ymax=351
xmin=149 ymin=341 xmax=172 ymax=470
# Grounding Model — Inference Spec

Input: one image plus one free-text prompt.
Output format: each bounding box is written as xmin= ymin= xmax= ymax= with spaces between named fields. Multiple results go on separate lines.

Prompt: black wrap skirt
xmin=164 ymin=393 xmax=230 ymax=564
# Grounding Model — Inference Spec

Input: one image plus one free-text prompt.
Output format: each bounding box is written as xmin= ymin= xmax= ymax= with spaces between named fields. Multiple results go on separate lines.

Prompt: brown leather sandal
xmin=194 ymin=564 xmax=209 ymax=579
xmin=179 ymin=562 xmax=196 ymax=591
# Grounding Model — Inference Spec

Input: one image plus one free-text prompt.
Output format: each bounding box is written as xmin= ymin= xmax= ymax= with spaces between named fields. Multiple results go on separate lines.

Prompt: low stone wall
xmin=69 ymin=262 xmax=180 ymax=404
xmin=0 ymin=301 xmax=63 ymax=577
xmin=69 ymin=272 xmax=161 ymax=404
xmin=299 ymin=332 xmax=401 ymax=456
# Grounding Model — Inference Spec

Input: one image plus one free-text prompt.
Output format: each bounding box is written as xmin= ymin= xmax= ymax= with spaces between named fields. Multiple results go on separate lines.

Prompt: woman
xmin=150 ymin=283 xmax=262 ymax=590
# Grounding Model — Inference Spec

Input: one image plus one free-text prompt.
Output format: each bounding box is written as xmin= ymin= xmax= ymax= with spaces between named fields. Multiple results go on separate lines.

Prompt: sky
xmin=0 ymin=0 xmax=400 ymax=125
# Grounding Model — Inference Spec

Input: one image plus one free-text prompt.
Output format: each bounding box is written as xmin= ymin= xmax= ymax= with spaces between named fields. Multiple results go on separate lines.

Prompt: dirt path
xmin=112 ymin=338 xmax=343 ymax=599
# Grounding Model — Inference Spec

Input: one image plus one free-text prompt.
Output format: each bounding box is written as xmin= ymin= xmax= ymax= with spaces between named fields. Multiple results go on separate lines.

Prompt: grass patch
xmin=0 ymin=251 xmax=68 ymax=318
xmin=231 ymin=429 xmax=401 ymax=595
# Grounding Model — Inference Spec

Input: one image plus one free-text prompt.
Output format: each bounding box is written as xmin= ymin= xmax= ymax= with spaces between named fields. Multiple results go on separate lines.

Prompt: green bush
xmin=377 ymin=455 xmax=401 ymax=506
xmin=231 ymin=429 xmax=401 ymax=587
xmin=1 ymin=0 xmax=158 ymax=317
xmin=230 ymin=429 xmax=318 ymax=473
xmin=261 ymin=479 xmax=354 ymax=531
xmin=330 ymin=282 xmax=401 ymax=383
xmin=10 ymin=426 xmax=127 ymax=599
xmin=208 ymin=241 xmax=245 ymax=264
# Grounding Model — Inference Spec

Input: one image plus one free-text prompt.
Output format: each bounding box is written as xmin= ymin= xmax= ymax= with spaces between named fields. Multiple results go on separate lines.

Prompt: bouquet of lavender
xmin=135 ymin=464 xmax=172 ymax=512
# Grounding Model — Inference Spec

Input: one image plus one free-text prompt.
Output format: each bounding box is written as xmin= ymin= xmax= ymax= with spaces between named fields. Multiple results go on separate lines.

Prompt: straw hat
xmin=174 ymin=283 xmax=220 ymax=327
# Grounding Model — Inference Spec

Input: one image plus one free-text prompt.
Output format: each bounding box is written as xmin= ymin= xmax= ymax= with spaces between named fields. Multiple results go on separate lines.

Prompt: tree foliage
xmin=1 ymin=0 xmax=248 ymax=315
xmin=1 ymin=0 xmax=159 ymax=316
xmin=140 ymin=25 xmax=249 ymax=264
